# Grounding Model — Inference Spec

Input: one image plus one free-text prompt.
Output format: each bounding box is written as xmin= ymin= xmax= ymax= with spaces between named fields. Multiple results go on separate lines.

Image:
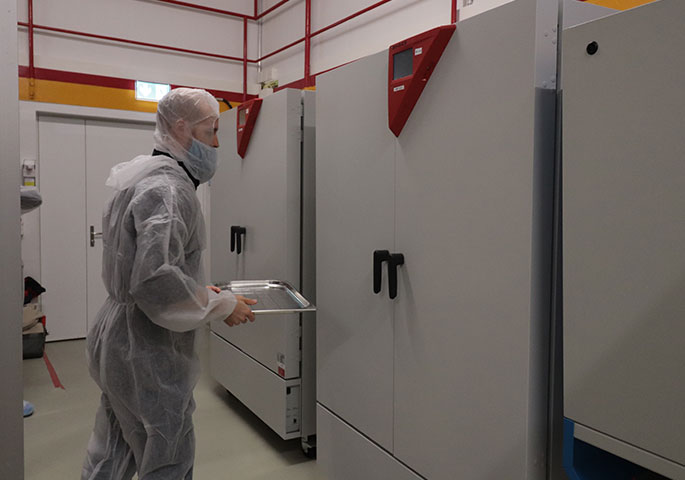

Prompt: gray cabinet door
xmin=240 ymin=89 xmax=301 ymax=286
xmin=563 ymin=0 xmax=685 ymax=467
xmin=393 ymin=1 xmax=547 ymax=478
xmin=211 ymin=89 xmax=302 ymax=378
xmin=211 ymin=108 xmax=244 ymax=285
xmin=316 ymin=52 xmax=396 ymax=451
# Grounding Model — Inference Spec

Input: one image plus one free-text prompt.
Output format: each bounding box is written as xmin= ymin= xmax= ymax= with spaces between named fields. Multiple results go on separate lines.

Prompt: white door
xmin=85 ymin=119 xmax=155 ymax=332
xmin=39 ymin=116 xmax=87 ymax=341
xmin=39 ymin=115 xmax=154 ymax=340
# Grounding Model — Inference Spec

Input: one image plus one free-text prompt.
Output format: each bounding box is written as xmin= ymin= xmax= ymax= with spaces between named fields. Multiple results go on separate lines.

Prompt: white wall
xmin=259 ymin=0 xmax=519 ymax=87
xmin=16 ymin=0 xmax=260 ymax=94
xmin=1 ymin=0 xmax=24 ymax=477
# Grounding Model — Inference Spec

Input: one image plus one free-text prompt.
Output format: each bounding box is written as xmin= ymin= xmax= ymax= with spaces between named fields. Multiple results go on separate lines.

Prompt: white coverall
xmin=82 ymin=89 xmax=236 ymax=479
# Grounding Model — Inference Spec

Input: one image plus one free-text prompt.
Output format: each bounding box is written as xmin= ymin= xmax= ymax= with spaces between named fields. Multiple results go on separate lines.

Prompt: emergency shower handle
xmin=388 ymin=253 xmax=405 ymax=300
xmin=89 ymin=225 xmax=103 ymax=247
xmin=230 ymin=226 xmax=246 ymax=254
xmin=373 ymin=250 xmax=391 ymax=294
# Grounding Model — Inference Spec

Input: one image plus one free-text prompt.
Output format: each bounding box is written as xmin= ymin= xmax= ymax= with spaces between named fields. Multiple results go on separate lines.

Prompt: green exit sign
xmin=135 ymin=81 xmax=171 ymax=102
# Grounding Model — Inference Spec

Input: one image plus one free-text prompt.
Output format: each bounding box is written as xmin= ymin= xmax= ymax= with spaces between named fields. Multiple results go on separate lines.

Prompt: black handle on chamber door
xmin=388 ymin=253 xmax=404 ymax=300
xmin=373 ymin=250 xmax=391 ymax=294
xmin=230 ymin=226 xmax=238 ymax=253
xmin=235 ymin=227 xmax=246 ymax=254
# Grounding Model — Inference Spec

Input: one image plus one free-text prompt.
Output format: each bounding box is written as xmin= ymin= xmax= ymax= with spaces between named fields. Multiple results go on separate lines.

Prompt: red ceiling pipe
xmin=28 ymin=0 xmax=35 ymax=98
xmin=256 ymin=0 xmax=397 ymax=63
xmin=257 ymin=36 xmax=305 ymax=63
xmin=243 ymin=17 xmax=248 ymax=101
xmin=310 ymin=0 xmax=393 ymax=38
xmin=304 ymin=0 xmax=312 ymax=86
xmin=17 ymin=22 xmax=254 ymax=63
xmin=152 ymin=0 xmax=293 ymax=20
xmin=151 ymin=0 xmax=253 ymax=19
xmin=452 ymin=0 xmax=458 ymax=23
xmin=257 ymin=0 xmax=293 ymax=19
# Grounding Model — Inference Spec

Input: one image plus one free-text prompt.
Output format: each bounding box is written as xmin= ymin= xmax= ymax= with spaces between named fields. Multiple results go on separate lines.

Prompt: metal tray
xmin=218 ymin=280 xmax=316 ymax=315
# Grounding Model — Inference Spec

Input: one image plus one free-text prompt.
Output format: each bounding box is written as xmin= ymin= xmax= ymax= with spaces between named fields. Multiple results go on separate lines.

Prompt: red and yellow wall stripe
xmin=18 ymin=66 xmax=250 ymax=113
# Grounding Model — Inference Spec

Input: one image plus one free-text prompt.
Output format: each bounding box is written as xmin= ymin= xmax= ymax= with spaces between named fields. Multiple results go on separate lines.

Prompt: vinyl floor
xmin=23 ymin=325 xmax=323 ymax=480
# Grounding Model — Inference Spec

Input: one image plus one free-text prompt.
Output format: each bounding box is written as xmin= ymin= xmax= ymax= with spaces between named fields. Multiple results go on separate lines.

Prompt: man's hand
xmin=224 ymin=295 xmax=258 ymax=327
xmin=207 ymin=285 xmax=222 ymax=294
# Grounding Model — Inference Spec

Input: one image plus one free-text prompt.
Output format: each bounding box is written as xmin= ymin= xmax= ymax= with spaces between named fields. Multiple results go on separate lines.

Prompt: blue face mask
xmin=185 ymin=138 xmax=218 ymax=184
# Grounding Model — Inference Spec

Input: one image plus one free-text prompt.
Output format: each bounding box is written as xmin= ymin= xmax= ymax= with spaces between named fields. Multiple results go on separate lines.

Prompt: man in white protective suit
xmin=82 ymin=88 xmax=256 ymax=479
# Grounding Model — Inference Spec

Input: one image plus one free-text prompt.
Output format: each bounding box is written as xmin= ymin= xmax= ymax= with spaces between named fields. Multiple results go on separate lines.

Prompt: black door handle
xmin=230 ymin=226 xmax=247 ymax=254
xmin=230 ymin=226 xmax=238 ymax=253
xmin=236 ymin=227 xmax=246 ymax=254
xmin=388 ymin=253 xmax=404 ymax=300
xmin=373 ymin=250 xmax=391 ymax=294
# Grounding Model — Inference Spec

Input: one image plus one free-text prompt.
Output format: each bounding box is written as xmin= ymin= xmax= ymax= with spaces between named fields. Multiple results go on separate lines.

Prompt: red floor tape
xmin=43 ymin=352 xmax=65 ymax=390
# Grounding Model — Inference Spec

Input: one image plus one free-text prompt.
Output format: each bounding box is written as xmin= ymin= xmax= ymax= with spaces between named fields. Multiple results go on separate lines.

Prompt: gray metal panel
xmin=563 ymin=0 xmax=617 ymax=30
xmin=0 ymin=0 xmax=23 ymax=475
xmin=211 ymin=89 xmax=302 ymax=378
xmin=301 ymin=89 xmax=316 ymax=305
xmin=300 ymin=90 xmax=317 ymax=440
xmin=209 ymin=332 xmax=301 ymax=440
xmin=317 ymin=405 xmax=422 ymax=480
xmin=563 ymin=0 xmax=685 ymax=467
xmin=211 ymin=107 xmax=244 ymax=285
xmin=316 ymin=51 xmax=396 ymax=451
xmin=240 ymin=89 xmax=301 ymax=286
xmin=392 ymin=1 xmax=551 ymax=478
xmin=574 ymin=424 xmax=685 ymax=480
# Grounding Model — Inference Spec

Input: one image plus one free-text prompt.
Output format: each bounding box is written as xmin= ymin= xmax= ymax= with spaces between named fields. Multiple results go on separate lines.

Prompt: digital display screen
xmin=239 ymin=108 xmax=247 ymax=125
xmin=393 ymin=48 xmax=413 ymax=80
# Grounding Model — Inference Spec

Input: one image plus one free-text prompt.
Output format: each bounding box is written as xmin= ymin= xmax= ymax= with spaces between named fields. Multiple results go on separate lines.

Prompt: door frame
xmin=20 ymin=101 xmax=156 ymax=286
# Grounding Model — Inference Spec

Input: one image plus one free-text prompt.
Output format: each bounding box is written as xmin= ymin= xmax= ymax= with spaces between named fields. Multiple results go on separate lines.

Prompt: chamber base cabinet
xmin=317 ymin=406 xmax=421 ymax=480
xmin=209 ymin=89 xmax=316 ymax=444
xmin=316 ymin=0 xmax=555 ymax=478
xmin=563 ymin=1 xmax=685 ymax=478
xmin=210 ymin=333 xmax=301 ymax=438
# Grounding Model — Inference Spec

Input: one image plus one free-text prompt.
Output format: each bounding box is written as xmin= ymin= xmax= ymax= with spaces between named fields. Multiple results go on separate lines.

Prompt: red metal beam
xmin=257 ymin=0 xmax=292 ymax=19
xmin=28 ymin=0 xmax=35 ymax=98
xmin=273 ymin=57 xmax=359 ymax=92
xmin=151 ymin=0 xmax=253 ymax=20
xmin=257 ymin=1 xmax=396 ymax=64
xmin=243 ymin=17 xmax=248 ymax=101
xmin=311 ymin=0 xmax=393 ymax=38
xmin=17 ymin=22 xmax=255 ymax=63
xmin=257 ymin=36 xmax=306 ymax=63
xmin=304 ymin=0 xmax=312 ymax=86
xmin=28 ymin=0 xmax=34 ymax=77
xmin=452 ymin=0 xmax=458 ymax=23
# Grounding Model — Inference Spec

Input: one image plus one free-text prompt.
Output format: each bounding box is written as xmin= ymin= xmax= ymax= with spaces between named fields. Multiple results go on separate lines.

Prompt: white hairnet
xmin=153 ymin=88 xmax=220 ymax=182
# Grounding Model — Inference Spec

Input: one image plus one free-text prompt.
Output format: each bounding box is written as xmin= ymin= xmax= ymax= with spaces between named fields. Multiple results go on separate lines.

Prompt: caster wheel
xmin=301 ymin=444 xmax=317 ymax=459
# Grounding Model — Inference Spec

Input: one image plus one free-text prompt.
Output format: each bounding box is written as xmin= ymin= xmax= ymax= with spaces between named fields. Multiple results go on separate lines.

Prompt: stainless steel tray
xmin=218 ymin=280 xmax=316 ymax=315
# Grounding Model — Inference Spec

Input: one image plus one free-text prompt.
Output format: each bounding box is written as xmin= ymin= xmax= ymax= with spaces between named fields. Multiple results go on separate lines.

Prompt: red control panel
xmin=236 ymin=98 xmax=263 ymax=158
xmin=388 ymin=25 xmax=456 ymax=137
